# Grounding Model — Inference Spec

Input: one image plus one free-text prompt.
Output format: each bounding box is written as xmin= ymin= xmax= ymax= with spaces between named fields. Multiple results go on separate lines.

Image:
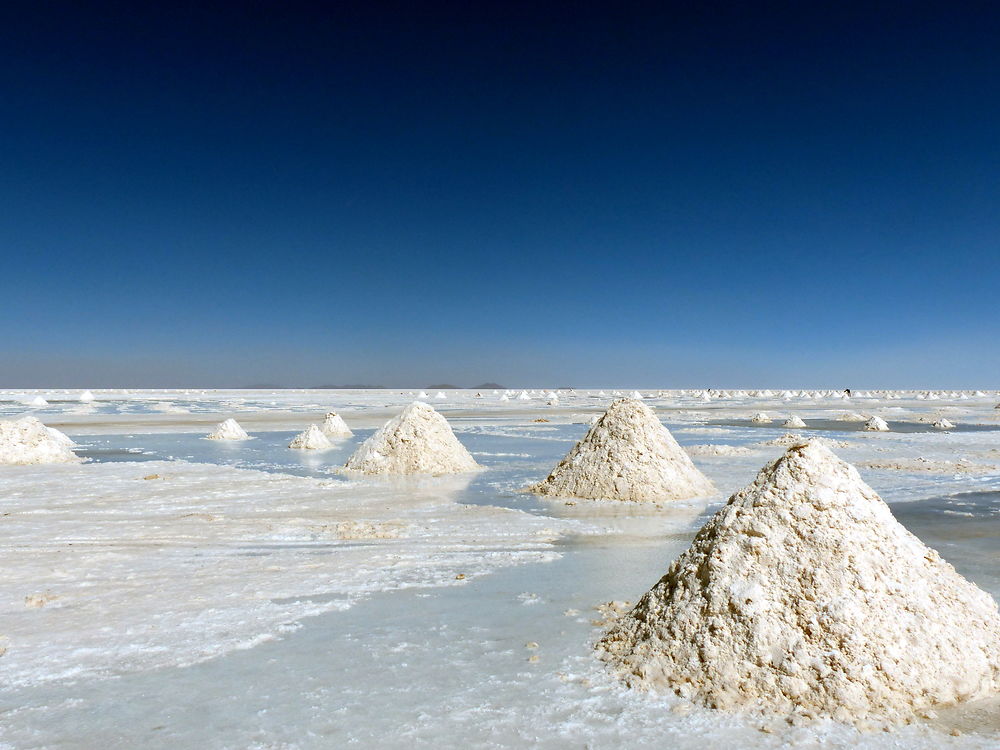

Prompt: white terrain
xmin=1 ymin=387 xmax=999 ymax=749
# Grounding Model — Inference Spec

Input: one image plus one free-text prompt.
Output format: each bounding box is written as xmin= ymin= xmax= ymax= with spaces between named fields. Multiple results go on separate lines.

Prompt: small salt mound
xmin=750 ymin=412 xmax=770 ymax=423
xmin=435 ymin=391 xmax=446 ymax=400
xmin=933 ymin=418 xmax=955 ymax=430
xmin=527 ymin=398 xmax=714 ymax=502
xmin=417 ymin=391 xmax=428 ymax=399
xmin=343 ymin=402 xmax=480 ymax=475
xmin=288 ymin=424 xmax=333 ymax=450
xmin=0 ymin=417 xmax=81 ymax=464
xmin=500 ymin=394 xmax=510 ymax=402
xmin=864 ymin=416 xmax=890 ymax=432
xmin=517 ymin=391 xmax=531 ymax=400
xmin=631 ymin=391 xmax=644 ymax=400
xmin=838 ymin=412 xmax=867 ymax=422
xmin=320 ymin=412 xmax=353 ymax=438
xmin=598 ymin=441 xmax=1000 ymax=726
xmin=206 ymin=418 xmax=251 ymax=441
xmin=79 ymin=390 xmax=96 ymax=403
xmin=783 ymin=415 xmax=806 ymax=428
xmin=26 ymin=396 xmax=49 ymax=407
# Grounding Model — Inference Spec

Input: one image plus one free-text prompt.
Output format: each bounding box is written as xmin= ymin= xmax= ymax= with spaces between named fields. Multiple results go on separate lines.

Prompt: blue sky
xmin=2 ymin=2 xmax=999 ymax=387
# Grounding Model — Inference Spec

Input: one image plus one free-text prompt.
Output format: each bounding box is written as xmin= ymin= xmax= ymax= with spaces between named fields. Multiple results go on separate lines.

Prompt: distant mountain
xmin=473 ymin=382 xmax=505 ymax=389
xmin=426 ymin=384 xmax=461 ymax=389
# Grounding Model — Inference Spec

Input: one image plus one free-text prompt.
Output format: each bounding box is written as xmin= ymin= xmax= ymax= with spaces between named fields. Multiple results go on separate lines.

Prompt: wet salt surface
xmin=2 ymin=391 xmax=1000 ymax=748
xmin=3 ymin=532 xmax=998 ymax=750
xmin=709 ymin=418 xmax=1000 ymax=433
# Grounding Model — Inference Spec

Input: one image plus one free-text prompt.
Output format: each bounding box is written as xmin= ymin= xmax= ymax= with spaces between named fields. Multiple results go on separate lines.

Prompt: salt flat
xmin=1 ymin=388 xmax=999 ymax=748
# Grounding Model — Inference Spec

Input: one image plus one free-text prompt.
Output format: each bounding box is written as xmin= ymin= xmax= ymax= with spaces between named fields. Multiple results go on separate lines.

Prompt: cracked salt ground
xmin=3 ymin=529 xmax=998 ymax=749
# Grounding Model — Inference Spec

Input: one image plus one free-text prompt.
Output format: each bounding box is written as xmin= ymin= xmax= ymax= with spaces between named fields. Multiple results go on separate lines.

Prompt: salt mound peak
xmin=598 ymin=441 xmax=1000 ymax=726
xmin=864 ymin=416 xmax=890 ymax=432
xmin=206 ymin=418 xmax=251 ymax=441
xmin=79 ymin=390 xmax=96 ymax=403
xmin=321 ymin=412 xmax=353 ymax=438
xmin=289 ymin=424 xmax=333 ymax=450
xmin=0 ymin=416 xmax=81 ymax=464
xmin=750 ymin=412 xmax=771 ymax=423
xmin=343 ymin=401 xmax=480 ymax=475
xmin=933 ymin=418 xmax=954 ymax=430
xmin=527 ymin=398 xmax=714 ymax=502
xmin=26 ymin=395 xmax=48 ymax=407
xmin=783 ymin=415 xmax=806 ymax=428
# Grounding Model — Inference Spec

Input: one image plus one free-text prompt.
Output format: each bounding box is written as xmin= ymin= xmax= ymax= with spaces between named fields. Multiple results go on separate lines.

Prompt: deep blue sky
xmin=2 ymin=1 xmax=999 ymax=387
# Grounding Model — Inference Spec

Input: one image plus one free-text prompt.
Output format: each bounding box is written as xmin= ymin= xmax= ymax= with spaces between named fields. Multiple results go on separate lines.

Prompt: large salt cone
xmin=288 ymin=424 xmax=333 ymax=450
xmin=320 ymin=412 xmax=353 ymax=438
xmin=527 ymin=398 xmax=714 ymax=502
xmin=206 ymin=418 xmax=251 ymax=441
xmin=598 ymin=441 xmax=1000 ymax=726
xmin=0 ymin=416 xmax=81 ymax=464
xmin=343 ymin=402 xmax=480 ymax=475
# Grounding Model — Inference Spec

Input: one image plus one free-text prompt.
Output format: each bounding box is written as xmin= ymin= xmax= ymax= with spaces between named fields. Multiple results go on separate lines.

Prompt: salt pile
xmin=26 ymin=396 xmax=49 ymax=407
xmin=598 ymin=441 xmax=1000 ymax=726
xmin=321 ymin=412 xmax=353 ymax=438
xmin=79 ymin=390 xmax=96 ymax=403
xmin=527 ymin=398 xmax=714 ymax=502
xmin=206 ymin=418 xmax=251 ymax=441
xmin=864 ymin=416 xmax=890 ymax=432
xmin=0 ymin=416 xmax=80 ymax=464
xmin=838 ymin=412 xmax=867 ymax=422
xmin=288 ymin=425 xmax=333 ymax=450
xmin=343 ymin=401 xmax=480 ymax=475
xmin=933 ymin=418 xmax=954 ymax=430
xmin=750 ymin=412 xmax=771 ymax=423
xmin=783 ymin=415 xmax=806 ymax=428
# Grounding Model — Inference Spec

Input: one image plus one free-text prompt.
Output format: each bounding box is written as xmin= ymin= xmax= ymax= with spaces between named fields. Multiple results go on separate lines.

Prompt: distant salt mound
xmin=838 ymin=412 xmax=867 ymax=422
xmin=864 ymin=416 xmax=890 ymax=432
xmin=321 ymin=412 xmax=353 ymax=438
xmin=343 ymin=401 xmax=480 ymax=475
xmin=417 ymin=391 xmax=428 ymax=399
xmin=79 ymin=390 xmax=96 ymax=403
xmin=435 ymin=391 xmax=446 ymax=400
xmin=933 ymin=418 xmax=955 ymax=430
xmin=500 ymin=393 xmax=510 ymax=402
xmin=25 ymin=396 xmax=48 ymax=407
xmin=631 ymin=390 xmax=644 ymax=400
xmin=783 ymin=415 xmax=806 ymax=428
xmin=0 ymin=417 xmax=80 ymax=464
xmin=598 ymin=441 xmax=1000 ymax=726
xmin=288 ymin=424 xmax=333 ymax=450
xmin=517 ymin=391 xmax=531 ymax=401
xmin=527 ymin=398 xmax=714 ymax=502
xmin=206 ymin=418 xmax=251 ymax=441
xmin=750 ymin=412 xmax=770 ymax=424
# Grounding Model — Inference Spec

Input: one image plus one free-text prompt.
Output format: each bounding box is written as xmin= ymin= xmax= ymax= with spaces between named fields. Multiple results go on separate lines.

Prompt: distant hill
xmin=426 ymin=384 xmax=461 ymax=389
xmin=473 ymin=382 xmax=505 ymax=389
